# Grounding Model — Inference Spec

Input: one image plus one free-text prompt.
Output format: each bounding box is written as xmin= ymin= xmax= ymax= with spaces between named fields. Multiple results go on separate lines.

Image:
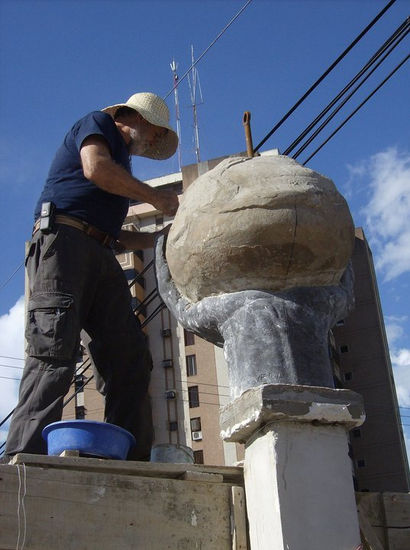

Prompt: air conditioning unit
xmin=165 ymin=390 xmax=177 ymax=399
xmin=162 ymin=359 xmax=173 ymax=368
xmin=192 ymin=431 xmax=203 ymax=441
xmin=161 ymin=328 xmax=172 ymax=337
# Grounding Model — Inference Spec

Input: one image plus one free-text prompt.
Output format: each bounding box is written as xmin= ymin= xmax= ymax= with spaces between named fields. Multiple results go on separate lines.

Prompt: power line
xmin=0 ymin=363 xmax=24 ymax=370
xmin=253 ymin=0 xmax=398 ymax=153
xmin=0 ymin=409 xmax=15 ymax=429
xmin=0 ymin=262 xmax=24 ymax=293
xmin=0 ymin=375 xmax=21 ymax=381
xmin=302 ymin=54 xmax=409 ymax=165
xmin=285 ymin=17 xmax=409 ymax=158
xmin=163 ymin=0 xmax=253 ymax=100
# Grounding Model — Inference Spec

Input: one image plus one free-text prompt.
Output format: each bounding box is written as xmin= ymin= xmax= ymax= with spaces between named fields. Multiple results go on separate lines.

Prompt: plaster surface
xmin=166 ymin=155 xmax=354 ymax=302
xmin=156 ymin=235 xmax=355 ymax=398
xmin=244 ymin=422 xmax=362 ymax=550
xmin=220 ymin=384 xmax=365 ymax=443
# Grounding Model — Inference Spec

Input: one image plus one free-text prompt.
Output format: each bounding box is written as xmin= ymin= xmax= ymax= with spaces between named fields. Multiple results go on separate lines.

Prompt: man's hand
xmin=151 ymin=188 xmax=179 ymax=216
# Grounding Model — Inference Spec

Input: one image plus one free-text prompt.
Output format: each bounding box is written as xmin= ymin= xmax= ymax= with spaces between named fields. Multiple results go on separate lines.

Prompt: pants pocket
xmin=26 ymin=292 xmax=79 ymax=360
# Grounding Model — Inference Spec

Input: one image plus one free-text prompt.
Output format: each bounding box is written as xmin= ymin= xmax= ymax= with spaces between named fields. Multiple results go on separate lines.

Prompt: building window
xmin=353 ymin=428 xmax=361 ymax=438
xmin=188 ymin=386 xmax=200 ymax=408
xmin=186 ymin=354 xmax=197 ymax=377
xmin=190 ymin=417 xmax=202 ymax=432
xmin=357 ymin=459 xmax=366 ymax=468
xmin=74 ymin=374 xmax=84 ymax=392
xmin=75 ymin=405 xmax=85 ymax=419
xmin=344 ymin=372 xmax=352 ymax=381
xmin=184 ymin=329 xmax=195 ymax=346
xmin=169 ymin=421 xmax=178 ymax=432
xmin=193 ymin=450 xmax=204 ymax=464
xmin=340 ymin=345 xmax=349 ymax=353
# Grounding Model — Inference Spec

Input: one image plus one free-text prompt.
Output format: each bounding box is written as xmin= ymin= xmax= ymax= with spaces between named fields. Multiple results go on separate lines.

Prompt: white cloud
xmin=0 ymin=296 xmax=25 ymax=434
xmin=391 ymin=348 xmax=410 ymax=408
xmin=359 ymin=147 xmax=410 ymax=281
xmin=385 ymin=322 xmax=404 ymax=347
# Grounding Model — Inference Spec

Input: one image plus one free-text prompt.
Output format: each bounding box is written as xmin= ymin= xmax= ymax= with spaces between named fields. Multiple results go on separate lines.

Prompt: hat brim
xmin=101 ymin=103 xmax=178 ymax=160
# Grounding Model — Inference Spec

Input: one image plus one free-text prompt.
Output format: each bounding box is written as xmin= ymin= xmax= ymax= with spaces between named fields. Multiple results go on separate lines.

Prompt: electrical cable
xmin=0 ymin=408 xmax=15 ymax=429
xmin=0 ymin=363 xmax=24 ymax=370
xmin=292 ymin=27 xmax=409 ymax=160
xmin=141 ymin=303 xmax=166 ymax=329
xmin=0 ymin=262 xmax=24 ymax=293
xmin=127 ymin=259 xmax=153 ymax=289
xmin=253 ymin=0 xmax=398 ymax=153
xmin=284 ymin=17 xmax=409 ymax=158
xmin=302 ymin=54 xmax=409 ymax=165
xmin=163 ymin=0 xmax=253 ymax=100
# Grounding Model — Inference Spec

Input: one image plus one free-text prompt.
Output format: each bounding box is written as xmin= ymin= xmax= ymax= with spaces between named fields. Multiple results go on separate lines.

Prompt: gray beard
xmin=128 ymin=128 xmax=146 ymax=156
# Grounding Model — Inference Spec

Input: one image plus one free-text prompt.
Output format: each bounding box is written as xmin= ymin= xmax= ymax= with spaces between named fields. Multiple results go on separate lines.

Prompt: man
xmin=5 ymin=92 xmax=179 ymax=461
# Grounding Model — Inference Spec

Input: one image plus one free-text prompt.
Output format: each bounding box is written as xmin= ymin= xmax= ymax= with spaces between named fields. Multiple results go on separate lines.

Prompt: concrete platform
xmin=0 ymin=454 xmax=247 ymax=550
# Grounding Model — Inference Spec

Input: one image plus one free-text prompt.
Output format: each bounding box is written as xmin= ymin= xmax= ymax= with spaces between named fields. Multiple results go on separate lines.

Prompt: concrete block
xmin=220 ymin=383 xmax=365 ymax=442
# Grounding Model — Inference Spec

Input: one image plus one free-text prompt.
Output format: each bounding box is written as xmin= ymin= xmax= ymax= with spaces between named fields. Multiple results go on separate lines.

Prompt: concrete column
xmin=220 ymin=384 xmax=365 ymax=550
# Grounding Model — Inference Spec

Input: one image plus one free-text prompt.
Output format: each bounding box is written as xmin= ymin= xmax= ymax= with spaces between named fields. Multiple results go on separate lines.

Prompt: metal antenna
xmin=170 ymin=59 xmax=182 ymax=170
xmin=187 ymin=45 xmax=203 ymax=163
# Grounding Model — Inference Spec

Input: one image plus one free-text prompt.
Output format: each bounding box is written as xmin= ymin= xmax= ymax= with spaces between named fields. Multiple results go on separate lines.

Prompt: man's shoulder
xmin=75 ymin=110 xmax=114 ymax=128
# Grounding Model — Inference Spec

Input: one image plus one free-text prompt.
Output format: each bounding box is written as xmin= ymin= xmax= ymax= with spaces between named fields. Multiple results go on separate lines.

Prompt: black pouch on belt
xmin=39 ymin=202 xmax=56 ymax=233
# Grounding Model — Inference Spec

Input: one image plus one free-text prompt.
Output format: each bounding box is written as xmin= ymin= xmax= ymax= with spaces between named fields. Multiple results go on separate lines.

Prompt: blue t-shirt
xmin=34 ymin=111 xmax=131 ymax=237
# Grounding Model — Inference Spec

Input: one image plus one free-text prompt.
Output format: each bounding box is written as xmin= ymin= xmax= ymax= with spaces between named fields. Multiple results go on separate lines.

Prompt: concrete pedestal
xmin=220 ymin=384 xmax=365 ymax=550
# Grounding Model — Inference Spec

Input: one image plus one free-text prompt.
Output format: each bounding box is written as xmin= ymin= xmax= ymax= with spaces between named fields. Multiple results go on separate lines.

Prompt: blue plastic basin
xmin=42 ymin=420 xmax=136 ymax=460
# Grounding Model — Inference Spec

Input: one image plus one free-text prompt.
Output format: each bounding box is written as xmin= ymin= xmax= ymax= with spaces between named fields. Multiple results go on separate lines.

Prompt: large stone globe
xmin=166 ymin=155 xmax=354 ymax=303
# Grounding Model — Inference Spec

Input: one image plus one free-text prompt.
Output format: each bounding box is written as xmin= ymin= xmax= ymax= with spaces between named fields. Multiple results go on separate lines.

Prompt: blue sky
xmin=0 ymin=0 xmax=409 ymax=457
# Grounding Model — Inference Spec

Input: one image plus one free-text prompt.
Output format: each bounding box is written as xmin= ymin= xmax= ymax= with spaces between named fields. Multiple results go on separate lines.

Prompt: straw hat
xmin=102 ymin=92 xmax=178 ymax=160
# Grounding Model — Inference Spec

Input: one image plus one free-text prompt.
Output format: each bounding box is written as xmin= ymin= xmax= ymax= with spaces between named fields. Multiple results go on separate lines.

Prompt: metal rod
xmin=243 ymin=111 xmax=254 ymax=157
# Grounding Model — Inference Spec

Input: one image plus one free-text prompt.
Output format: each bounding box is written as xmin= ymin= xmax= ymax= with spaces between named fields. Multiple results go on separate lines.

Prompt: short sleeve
xmin=73 ymin=111 xmax=119 ymax=155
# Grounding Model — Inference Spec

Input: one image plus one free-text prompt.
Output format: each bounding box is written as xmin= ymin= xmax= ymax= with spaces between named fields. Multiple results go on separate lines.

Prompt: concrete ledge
xmin=220 ymin=384 xmax=365 ymax=442
xmin=10 ymin=453 xmax=244 ymax=485
xmin=1 ymin=455 xmax=245 ymax=549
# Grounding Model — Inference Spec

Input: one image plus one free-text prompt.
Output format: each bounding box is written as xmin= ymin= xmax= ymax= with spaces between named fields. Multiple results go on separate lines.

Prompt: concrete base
xmin=220 ymin=384 xmax=365 ymax=550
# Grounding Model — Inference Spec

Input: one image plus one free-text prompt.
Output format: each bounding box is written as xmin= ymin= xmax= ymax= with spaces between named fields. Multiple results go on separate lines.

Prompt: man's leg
xmin=84 ymin=252 xmax=153 ymax=461
xmin=5 ymin=227 xmax=94 ymax=457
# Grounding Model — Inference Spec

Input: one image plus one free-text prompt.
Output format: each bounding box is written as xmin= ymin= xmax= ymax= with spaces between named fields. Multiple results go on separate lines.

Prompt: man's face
xmin=127 ymin=113 xmax=168 ymax=156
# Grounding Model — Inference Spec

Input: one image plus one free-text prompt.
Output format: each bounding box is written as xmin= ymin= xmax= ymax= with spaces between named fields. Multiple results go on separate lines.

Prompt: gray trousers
xmin=5 ymin=225 xmax=153 ymax=460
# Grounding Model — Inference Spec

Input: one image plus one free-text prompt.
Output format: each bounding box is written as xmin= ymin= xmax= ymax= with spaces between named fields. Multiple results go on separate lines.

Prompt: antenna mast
xmin=170 ymin=59 xmax=182 ymax=170
xmin=188 ymin=45 xmax=203 ymax=163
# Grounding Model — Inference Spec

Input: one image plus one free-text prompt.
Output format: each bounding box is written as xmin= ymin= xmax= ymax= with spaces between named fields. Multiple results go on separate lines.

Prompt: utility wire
xmin=285 ymin=17 xmax=409 ymax=158
xmin=302 ymin=54 xmax=409 ymax=165
xmin=253 ymin=0 xmax=397 ymax=153
xmin=0 ymin=409 xmax=15 ymax=429
xmin=0 ymin=262 xmax=24 ymax=293
xmin=292 ymin=28 xmax=409 ymax=160
xmin=163 ymin=0 xmax=253 ymax=100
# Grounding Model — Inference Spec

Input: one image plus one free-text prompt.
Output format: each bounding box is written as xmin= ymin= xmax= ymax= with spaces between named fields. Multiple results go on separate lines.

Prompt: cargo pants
xmin=5 ymin=224 xmax=153 ymax=460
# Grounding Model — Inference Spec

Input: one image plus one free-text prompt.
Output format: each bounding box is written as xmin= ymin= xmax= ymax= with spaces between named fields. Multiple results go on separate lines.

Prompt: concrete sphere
xmin=166 ymin=155 xmax=354 ymax=302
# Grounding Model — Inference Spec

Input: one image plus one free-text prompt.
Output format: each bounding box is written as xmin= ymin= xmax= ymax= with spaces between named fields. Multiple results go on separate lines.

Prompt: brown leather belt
xmin=32 ymin=214 xmax=116 ymax=248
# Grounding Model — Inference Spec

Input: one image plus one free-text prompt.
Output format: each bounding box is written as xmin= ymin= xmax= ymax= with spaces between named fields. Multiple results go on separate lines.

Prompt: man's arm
xmin=116 ymin=224 xmax=171 ymax=252
xmin=80 ymin=136 xmax=179 ymax=216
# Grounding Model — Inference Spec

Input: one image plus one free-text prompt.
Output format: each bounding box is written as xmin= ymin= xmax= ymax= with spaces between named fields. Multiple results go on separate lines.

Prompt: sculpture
xmin=156 ymin=155 xmax=355 ymax=399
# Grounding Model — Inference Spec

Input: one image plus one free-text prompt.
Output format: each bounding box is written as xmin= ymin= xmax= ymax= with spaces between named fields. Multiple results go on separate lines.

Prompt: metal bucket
xmin=150 ymin=444 xmax=194 ymax=463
